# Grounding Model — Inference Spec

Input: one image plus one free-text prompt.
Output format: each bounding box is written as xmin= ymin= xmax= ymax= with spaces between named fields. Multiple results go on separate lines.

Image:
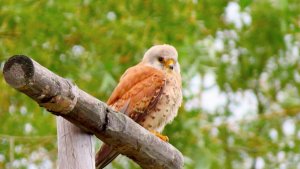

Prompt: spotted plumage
xmin=96 ymin=44 xmax=182 ymax=169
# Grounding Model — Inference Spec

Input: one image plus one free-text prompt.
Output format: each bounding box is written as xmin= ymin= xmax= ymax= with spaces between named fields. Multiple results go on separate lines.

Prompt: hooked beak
xmin=164 ymin=59 xmax=175 ymax=70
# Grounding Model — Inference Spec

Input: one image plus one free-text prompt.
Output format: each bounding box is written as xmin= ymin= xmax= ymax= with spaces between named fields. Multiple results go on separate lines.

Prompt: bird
xmin=95 ymin=44 xmax=182 ymax=169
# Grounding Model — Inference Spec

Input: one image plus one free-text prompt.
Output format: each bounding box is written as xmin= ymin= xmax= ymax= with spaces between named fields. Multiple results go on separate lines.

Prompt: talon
xmin=149 ymin=130 xmax=169 ymax=142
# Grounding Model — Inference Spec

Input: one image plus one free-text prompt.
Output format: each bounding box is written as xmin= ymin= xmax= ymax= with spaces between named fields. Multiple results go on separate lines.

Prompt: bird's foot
xmin=149 ymin=130 xmax=169 ymax=142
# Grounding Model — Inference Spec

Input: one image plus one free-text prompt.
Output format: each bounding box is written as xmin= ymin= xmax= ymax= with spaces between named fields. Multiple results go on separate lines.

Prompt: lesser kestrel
xmin=96 ymin=44 xmax=182 ymax=168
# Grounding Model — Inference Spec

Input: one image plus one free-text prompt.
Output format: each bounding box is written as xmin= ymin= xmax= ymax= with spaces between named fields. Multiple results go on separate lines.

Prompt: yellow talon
xmin=149 ymin=130 xmax=169 ymax=142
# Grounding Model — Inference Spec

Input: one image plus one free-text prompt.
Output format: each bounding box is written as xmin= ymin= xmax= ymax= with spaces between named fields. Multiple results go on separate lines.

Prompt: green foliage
xmin=0 ymin=0 xmax=300 ymax=168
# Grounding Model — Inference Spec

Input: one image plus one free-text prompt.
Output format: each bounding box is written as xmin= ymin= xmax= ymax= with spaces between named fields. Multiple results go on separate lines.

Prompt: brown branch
xmin=3 ymin=55 xmax=184 ymax=169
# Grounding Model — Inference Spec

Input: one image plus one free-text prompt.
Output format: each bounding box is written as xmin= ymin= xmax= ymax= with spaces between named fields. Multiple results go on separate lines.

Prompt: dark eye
xmin=158 ymin=57 xmax=163 ymax=62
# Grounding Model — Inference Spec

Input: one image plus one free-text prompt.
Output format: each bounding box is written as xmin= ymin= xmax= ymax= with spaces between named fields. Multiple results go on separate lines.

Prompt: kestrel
xmin=96 ymin=44 xmax=182 ymax=168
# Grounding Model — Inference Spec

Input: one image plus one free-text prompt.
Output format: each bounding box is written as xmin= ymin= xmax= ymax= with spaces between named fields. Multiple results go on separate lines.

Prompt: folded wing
xmin=96 ymin=63 xmax=166 ymax=169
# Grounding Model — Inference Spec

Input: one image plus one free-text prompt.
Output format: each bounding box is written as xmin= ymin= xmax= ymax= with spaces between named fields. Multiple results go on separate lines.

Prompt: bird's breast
xmin=140 ymin=73 xmax=182 ymax=132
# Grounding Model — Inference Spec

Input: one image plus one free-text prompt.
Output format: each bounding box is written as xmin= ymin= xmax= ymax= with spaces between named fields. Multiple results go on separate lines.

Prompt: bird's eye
xmin=158 ymin=57 xmax=163 ymax=62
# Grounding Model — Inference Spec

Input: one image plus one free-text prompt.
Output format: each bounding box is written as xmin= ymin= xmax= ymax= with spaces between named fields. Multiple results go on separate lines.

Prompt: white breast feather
xmin=141 ymin=74 xmax=182 ymax=132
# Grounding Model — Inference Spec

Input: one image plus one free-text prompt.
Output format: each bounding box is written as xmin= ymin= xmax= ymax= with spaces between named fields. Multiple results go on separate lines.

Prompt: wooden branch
xmin=3 ymin=55 xmax=184 ymax=169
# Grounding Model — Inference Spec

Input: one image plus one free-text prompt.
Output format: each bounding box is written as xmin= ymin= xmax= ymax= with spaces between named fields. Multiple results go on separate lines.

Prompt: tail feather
xmin=95 ymin=144 xmax=120 ymax=169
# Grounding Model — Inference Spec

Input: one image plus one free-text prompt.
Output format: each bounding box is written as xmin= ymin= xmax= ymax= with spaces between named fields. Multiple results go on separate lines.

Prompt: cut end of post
xmin=3 ymin=55 xmax=34 ymax=89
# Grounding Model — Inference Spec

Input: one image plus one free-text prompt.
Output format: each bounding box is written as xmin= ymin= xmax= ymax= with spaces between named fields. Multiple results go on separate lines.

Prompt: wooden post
xmin=57 ymin=117 xmax=95 ymax=169
xmin=3 ymin=55 xmax=184 ymax=169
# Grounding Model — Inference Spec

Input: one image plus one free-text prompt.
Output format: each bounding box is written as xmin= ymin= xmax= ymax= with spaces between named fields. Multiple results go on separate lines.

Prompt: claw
xmin=149 ymin=130 xmax=169 ymax=142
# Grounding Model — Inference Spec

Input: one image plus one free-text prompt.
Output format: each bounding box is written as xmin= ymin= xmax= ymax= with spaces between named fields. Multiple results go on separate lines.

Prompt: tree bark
xmin=3 ymin=55 xmax=184 ymax=169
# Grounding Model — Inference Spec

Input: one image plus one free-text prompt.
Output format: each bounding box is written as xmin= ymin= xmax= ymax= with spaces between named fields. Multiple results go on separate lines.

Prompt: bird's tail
xmin=95 ymin=144 xmax=120 ymax=169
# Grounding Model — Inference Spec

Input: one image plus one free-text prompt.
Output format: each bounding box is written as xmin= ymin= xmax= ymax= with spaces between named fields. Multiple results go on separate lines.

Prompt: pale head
xmin=142 ymin=44 xmax=180 ymax=73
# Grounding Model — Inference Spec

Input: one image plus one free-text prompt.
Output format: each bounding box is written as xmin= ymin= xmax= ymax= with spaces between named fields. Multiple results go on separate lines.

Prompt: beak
xmin=164 ymin=59 xmax=175 ymax=70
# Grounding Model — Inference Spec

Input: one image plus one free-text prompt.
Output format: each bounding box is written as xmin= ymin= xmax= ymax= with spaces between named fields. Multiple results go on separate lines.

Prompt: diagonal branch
xmin=3 ymin=55 xmax=184 ymax=169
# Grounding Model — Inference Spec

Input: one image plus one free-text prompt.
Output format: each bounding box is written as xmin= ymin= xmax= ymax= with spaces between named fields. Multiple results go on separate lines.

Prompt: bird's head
xmin=142 ymin=44 xmax=180 ymax=73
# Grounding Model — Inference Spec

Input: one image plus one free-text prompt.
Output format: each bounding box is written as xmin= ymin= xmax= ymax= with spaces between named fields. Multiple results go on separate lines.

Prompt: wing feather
xmin=107 ymin=63 xmax=166 ymax=122
xmin=96 ymin=64 xmax=165 ymax=169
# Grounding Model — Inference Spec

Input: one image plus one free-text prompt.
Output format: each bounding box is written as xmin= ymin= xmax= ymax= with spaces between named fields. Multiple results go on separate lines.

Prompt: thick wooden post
xmin=3 ymin=55 xmax=184 ymax=169
xmin=57 ymin=117 xmax=95 ymax=169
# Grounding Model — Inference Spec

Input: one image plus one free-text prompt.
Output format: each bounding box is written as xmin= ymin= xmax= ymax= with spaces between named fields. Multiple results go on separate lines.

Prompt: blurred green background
xmin=1 ymin=0 xmax=300 ymax=168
